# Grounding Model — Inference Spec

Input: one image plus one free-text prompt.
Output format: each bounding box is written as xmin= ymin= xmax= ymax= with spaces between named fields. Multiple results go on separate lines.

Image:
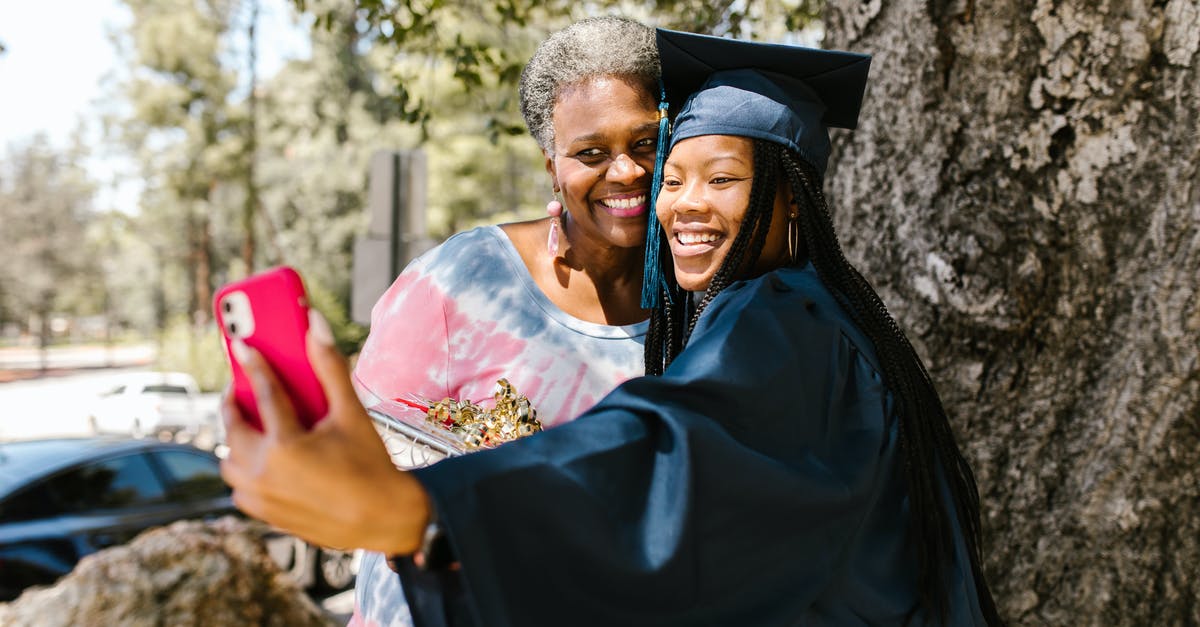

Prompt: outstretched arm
xmin=219 ymin=310 xmax=431 ymax=556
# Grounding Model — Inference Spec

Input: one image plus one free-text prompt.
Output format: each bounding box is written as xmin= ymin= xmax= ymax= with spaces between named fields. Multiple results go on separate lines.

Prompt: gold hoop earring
xmin=787 ymin=212 xmax=799 ymax=265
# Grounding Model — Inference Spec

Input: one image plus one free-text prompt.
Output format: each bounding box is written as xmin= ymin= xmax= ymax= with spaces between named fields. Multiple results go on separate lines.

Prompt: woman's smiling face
xmin=547 ymin=76 xmax=660 ymax=251
xmin=656 ymin=134 xmax=789 ymax=292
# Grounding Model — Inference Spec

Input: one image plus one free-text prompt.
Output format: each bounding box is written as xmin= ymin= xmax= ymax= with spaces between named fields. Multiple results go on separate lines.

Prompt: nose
xmin=606 ymin=152 xmax=646 ymax=184
xmin=668 ymin=180 xmax=707 ymax=214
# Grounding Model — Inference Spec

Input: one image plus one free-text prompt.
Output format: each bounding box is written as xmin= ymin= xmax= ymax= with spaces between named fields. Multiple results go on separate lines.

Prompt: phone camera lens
xmin=228 ymin=322 xmax=238 ymax=336
xmin=222 ymin=300 xmax=233 ymax=313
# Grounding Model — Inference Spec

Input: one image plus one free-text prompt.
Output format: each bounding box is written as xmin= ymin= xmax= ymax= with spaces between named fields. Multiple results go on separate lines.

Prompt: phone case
xmin=214 ymin=266 xmax=329 ymax=431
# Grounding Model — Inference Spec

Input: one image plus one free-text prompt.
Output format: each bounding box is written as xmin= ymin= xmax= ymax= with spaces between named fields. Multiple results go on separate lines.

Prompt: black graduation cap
xmin=657 ymin=28 xmax=871 ymax=176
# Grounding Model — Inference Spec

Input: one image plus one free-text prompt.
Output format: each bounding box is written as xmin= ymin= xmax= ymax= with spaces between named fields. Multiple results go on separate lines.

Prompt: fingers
xmin=306 ymin=309 xmax=360 ymax=419
xmin=220 ymin=386 xmax=254 ymax=446
xmin=231 ymin=339 xmax=304 ymax=440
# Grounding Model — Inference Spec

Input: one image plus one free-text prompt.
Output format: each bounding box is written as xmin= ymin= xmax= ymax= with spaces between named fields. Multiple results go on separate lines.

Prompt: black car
xmin=0 ymin=437 xmax=355 ymax=601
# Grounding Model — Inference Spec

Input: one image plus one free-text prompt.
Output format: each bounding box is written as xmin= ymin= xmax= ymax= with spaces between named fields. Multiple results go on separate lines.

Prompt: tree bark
xmin=824 ymin=1 xmax=1200 ymax=624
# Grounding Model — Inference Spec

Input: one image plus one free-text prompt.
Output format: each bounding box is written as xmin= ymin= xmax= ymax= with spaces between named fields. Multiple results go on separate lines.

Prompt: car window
xmin=50 ymin=453 xmax=167 ymax=512
xmin=152 ymin=451 xmax=230 ymax=501
xmin=102 ymin=385 xmax=127 ymax=396
xmin=0 ymin=482 xmax=60 ymax=522
xmin=1 ymin=453 xmax=167 ymax=521
xmin=140 ymin=384 xmax=191 ymax=395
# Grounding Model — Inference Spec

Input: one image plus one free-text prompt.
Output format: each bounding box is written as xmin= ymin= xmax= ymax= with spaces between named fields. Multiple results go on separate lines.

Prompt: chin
xmin=674 ymin=274 xmax=711 ymax=293
xmin=606 ymin=229 xmax=649 ymax=250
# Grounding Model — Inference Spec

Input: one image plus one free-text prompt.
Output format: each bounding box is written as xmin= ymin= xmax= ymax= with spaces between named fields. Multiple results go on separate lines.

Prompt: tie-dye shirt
xmin=350 ymin=225 xmax=647 ymax=626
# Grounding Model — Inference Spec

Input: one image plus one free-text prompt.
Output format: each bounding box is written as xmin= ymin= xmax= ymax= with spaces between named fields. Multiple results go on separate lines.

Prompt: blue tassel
xmin=641 ymin=81 xmax=672 ymax=310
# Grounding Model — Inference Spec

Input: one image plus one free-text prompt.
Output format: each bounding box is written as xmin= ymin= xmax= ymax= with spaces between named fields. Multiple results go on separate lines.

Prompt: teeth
xmin=600 ymin=195 xmax=646 ymax=209
xmin=677 ymin=232 xmax=720 ymax=245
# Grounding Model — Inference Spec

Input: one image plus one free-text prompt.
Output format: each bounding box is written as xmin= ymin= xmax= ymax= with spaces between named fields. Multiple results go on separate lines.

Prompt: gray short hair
xmin=519 ymin=17 xmax=660 ymax=154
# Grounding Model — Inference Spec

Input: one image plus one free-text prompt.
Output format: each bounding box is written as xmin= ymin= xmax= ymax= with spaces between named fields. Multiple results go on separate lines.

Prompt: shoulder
xmin=405 ymin=225 xmax=521 ymax=291
xmin=368 ymin=226 xmax=513 ymax=321
xmin=695 ymin=265 xmax=881 ymax=373
xmin=657 ymin=265 xmax=891 ymax=457
xmin=416 ymin=225 xmax=506 ymax=267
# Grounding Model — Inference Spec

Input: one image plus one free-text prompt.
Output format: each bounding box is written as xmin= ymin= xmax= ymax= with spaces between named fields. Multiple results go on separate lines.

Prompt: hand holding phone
xmin=214 ymin=266 xmax=329 ymax=431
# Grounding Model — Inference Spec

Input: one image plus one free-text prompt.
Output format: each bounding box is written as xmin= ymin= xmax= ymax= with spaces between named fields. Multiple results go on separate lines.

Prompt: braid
xmin=644 ymin=304 xmax=666 ymax=376
xmin=780 ymin=150 xmax=1002 ymax=626
xmin=645 ymin=281 xmax=685 ymax=375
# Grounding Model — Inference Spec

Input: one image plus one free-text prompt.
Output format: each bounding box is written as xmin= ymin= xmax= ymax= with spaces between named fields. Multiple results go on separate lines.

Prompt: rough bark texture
xmin=0 ymin=517 xmax=333 ymax=627
xmin=824 ymin=1 xmax=1199 ymax=624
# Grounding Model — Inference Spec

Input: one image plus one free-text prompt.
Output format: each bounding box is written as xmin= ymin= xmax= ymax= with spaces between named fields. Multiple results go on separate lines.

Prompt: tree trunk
xmin=824 ymin=1 xmax=1199 ymax=624
xmin=36 ymin=303 xmax=50 ymax=374
xmin=242 ymin=0 xmax=259 ymax=274
xmin=191 ymin=208 xmax=214 ymax=328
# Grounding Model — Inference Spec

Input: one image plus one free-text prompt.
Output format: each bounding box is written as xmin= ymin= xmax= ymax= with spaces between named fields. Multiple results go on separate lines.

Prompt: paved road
xmin=0 ymin=338 xmax=222 ymax=442
xmin=0 ymin=344 xmax=156 ymax=381
xmin=0 ymin=367 xmax=155 ymax=440
xmin=0 ymin=368 xmax=223 ymax=441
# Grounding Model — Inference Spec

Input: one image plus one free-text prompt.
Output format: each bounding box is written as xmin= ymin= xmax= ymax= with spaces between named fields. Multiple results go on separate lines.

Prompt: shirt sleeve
xmin=353 ymin=258 xmax=452 ymax=406
xmin=412 ymin=276 xmax=903 ymax=627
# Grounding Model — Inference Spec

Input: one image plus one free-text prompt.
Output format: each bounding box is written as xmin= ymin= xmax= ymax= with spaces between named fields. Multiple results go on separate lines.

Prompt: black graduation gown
xmin=405 ymin=265 xmax=988 ymax=626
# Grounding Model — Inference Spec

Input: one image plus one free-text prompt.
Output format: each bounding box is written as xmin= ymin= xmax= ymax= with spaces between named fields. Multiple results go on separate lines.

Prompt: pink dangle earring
xmin=546 ymin=189 xmax=564 ymax=257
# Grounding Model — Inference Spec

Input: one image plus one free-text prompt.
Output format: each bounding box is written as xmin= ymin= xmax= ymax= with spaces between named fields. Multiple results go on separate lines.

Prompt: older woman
xmin=355 ymin=15 xmax=658 ymax=428
xmin=222 ymin=27 xmax=1004 ymax=627
xmin=349 ymin=16 xmax=659 ymax=626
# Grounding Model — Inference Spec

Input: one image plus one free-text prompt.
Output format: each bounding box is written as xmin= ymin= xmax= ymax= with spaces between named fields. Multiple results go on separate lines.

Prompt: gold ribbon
xmin=424 ymin=379 xmax=543 ymax=450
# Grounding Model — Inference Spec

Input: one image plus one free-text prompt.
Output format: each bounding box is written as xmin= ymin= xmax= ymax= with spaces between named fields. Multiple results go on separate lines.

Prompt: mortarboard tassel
xmin=640 ymin=81 xmax=672 ymax=310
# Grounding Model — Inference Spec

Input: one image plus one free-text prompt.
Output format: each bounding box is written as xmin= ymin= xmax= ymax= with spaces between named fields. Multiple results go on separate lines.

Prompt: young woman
xmin=221 ymin=28 xmax=1004 ymax=627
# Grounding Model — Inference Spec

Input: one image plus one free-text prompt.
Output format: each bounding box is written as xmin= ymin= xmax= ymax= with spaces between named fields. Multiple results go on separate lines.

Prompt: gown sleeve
xmin=411 ymin=273 xmax=905 ymax=627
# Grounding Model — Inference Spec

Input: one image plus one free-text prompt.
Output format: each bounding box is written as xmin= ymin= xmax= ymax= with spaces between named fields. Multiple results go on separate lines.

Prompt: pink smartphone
xmin=214 ymin=266 xmax=329 ymax=431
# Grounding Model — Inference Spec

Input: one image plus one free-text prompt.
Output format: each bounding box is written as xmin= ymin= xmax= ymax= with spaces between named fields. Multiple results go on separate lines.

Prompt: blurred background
xmin=0 ymin=0 xmax=818 ymax=402
xmin=0 ymin=1 xmax=818 ymax=617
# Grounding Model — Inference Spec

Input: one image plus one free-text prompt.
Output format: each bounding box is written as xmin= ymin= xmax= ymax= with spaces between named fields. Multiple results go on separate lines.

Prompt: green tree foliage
xmin=84 ymin=211 xmax=162 ymax=336
xmin=253 ymin=8 xmax=414 ymax=298
xmin=112 ymin=0 xmax=246 ymax=327
xmin=294 ymin=0 xmax=822 ymax=139
xmin=0 ymin=136 xmax=97 ymax=362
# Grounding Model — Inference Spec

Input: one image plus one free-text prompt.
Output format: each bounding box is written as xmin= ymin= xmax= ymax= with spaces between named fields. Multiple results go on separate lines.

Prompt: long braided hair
xmin=644 ymin=139 xmax=1003 ymax=626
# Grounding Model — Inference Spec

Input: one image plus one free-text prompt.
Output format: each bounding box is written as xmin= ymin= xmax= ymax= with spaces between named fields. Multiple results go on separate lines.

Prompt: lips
xmin=597 ymin=193 xmax=648 ymax=218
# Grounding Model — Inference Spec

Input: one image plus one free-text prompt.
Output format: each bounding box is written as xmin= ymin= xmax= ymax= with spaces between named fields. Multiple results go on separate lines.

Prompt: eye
xmin=634 ymin=137 xmax=657 ymax=150
xmin=574 ymin=148 xmax=605 ymax=161
xmin=661 ymin=178 xmax=681 ymax=189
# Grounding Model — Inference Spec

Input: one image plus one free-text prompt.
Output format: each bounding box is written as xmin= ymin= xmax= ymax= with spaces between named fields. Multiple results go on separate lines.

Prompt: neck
xmin=556 ymin=214 xmax=645 ymax=287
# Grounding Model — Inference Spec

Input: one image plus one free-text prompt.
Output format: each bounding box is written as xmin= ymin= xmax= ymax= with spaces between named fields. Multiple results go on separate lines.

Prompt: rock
xmin=0 ymin=516 xmax=333 ymax=627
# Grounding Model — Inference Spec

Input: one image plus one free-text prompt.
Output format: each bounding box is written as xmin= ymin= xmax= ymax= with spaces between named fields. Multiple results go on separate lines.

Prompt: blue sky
xmin=0 ymin=0 xmax=310 ymax=212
